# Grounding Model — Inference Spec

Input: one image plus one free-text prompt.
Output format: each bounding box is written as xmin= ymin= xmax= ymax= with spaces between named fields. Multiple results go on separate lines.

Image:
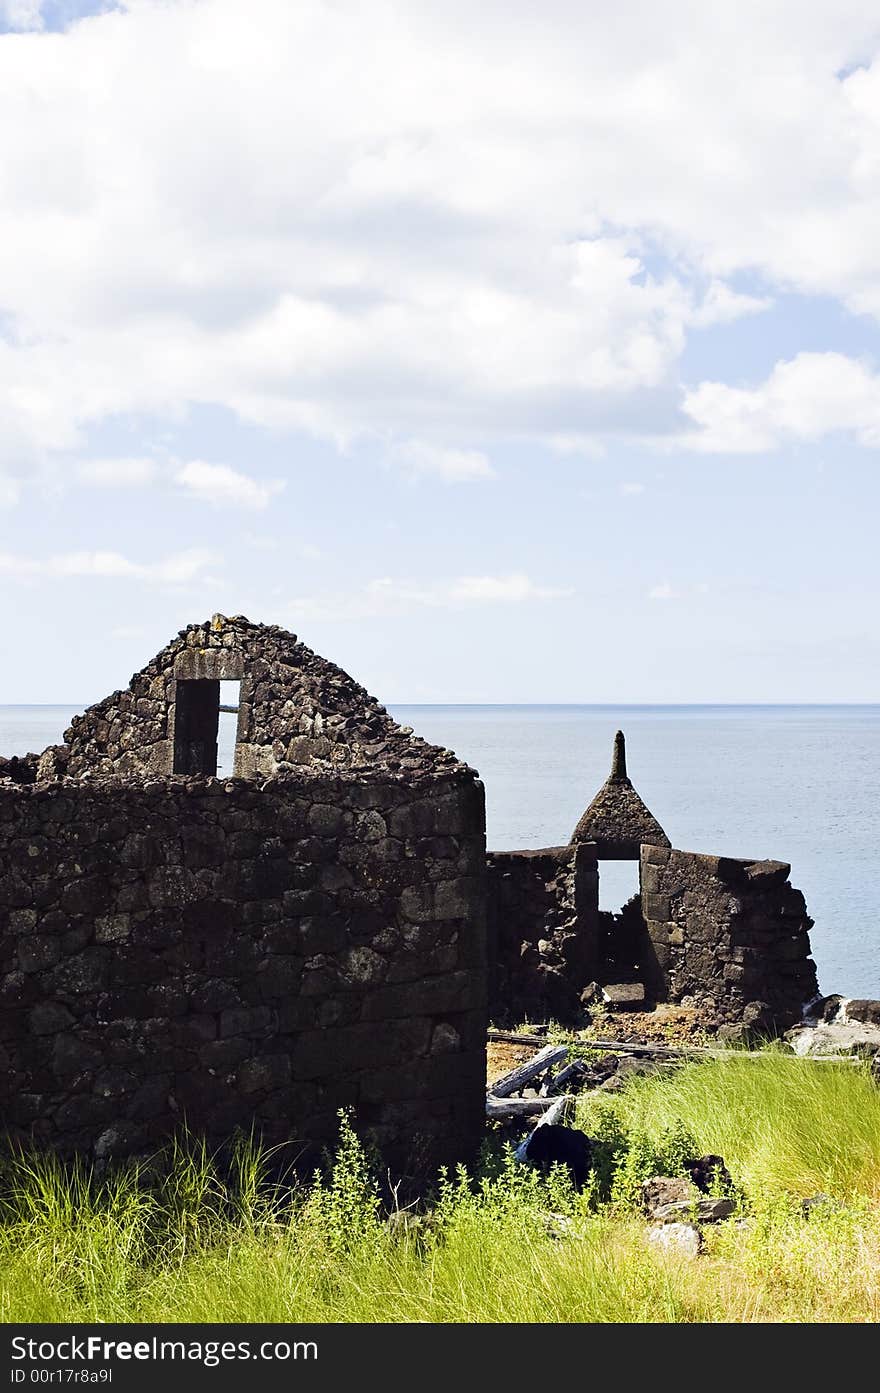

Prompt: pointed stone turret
xmin=610 ymin=728 xmax=627 ymax=780
xmin=570 ymin=731 xmax=670 ymax=859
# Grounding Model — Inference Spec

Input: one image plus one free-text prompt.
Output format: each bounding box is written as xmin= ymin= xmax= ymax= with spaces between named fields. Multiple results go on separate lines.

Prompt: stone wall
xmin=486 ymin=844 xmax=599 ymax=1023
xmin=640 ymin=845 xmax=819 ymax=1032
xmin=58 ymin=615 xmax=463 ymax=781
xmin=0 ymin=768 xmax=488 ymax=1177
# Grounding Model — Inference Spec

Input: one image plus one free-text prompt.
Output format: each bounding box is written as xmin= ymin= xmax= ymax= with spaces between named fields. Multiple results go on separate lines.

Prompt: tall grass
xmin=575 ymin=1051 xmax=880 ymax=1201
xmin=1 ymin=1056 xmax=879 ymax=1323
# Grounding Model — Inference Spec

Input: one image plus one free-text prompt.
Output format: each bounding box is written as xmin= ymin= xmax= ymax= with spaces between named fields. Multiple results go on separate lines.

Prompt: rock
xmin=787 ymin=1018 xmax=880 ymax=1057
xmin=804 ymin=994 xmax=845 ymax=1023
xmin=716 ymin=1023 xmax=747 ymax=1043
xmin=654 ymin=1196 xmax=735 ymax=1223
xmin=717 ymin=1000 xmax=773 ymax=1044
xmin=602 ymin=982 xmax=646 ymax=1009
xmin=647 ymin=1222 xmax=702 ymax=1257
xmin=642 ymin=1174 xmax=734 ymax=1223
xmin=843 ymin=999 xmax=880 ymax=1027
xmin=524 ymin=1124 xmax=594 ymax=1189
xmin=742 ymin=1000 xmax=772 ymax=1031
xmin=685 ymin=1154 xmax=732 ymax=1194
xmin=643 ymin=1176 xmax=699 ymax=1215
xmin=597 ymin=1055 xmax=661 ymax=1091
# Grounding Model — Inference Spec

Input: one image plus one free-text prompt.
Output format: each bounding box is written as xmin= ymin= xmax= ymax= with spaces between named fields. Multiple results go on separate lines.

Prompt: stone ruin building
xmin=0 ymin=615 xmax=819 ymax=1173
xmin=488 ymin=730 xmax=818 ymax=1035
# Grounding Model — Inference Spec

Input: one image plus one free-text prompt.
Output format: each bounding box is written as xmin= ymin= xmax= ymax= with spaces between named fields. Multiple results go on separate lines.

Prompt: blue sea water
xmin=2 ymin=704 xmax=879 ymax=1001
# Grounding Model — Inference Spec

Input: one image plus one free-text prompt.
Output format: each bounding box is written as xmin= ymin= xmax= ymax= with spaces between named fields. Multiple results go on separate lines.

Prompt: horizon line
xmin=4 ymin=700 xmax=880 ymax=710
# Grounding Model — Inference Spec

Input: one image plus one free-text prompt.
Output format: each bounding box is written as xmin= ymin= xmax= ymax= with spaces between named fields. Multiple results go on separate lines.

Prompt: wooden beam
xmin=486 ymin=1094 xmax=573 ymax=1120
xmin=487 ymin=1030 xmax=864 ymax=1066
xmin=487 ymin=1030 xmax=550 ymax=1046
xmin=488 ymin=1044 xmax=568 ymax=1098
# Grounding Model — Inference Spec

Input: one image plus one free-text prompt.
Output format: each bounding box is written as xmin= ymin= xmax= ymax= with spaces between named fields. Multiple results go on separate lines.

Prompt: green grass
xmin=1 ymin=1055 xmax=879 ymax=1323
xmin=575 ymin=1049 xmax=880 ymax=1201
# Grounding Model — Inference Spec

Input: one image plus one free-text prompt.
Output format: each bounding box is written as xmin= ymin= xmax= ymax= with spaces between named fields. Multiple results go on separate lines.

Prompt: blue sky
xmin=1 ymin=1 xmax=879 ymax=703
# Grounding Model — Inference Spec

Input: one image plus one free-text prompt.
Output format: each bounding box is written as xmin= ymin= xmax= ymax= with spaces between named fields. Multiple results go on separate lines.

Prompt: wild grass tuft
xmin=575 ymin=1051 xmax=880 ymax=1202
xmin=1 ymin=1057 xmax=879 ymax=1323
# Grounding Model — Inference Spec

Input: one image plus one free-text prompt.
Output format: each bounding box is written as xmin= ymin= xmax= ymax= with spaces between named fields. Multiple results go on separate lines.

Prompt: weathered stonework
xmin=570 ymin=731 xmax=670 ymax=859
xmin=1 ymin=616 xmax=825 ymax=1151
xmin=0 ymin=770 xmax=487 ymax=1174
xmin=59 ymin=614 xmax=465 ymax=781
xmin=0 ymin=615 xmax=488 ymax=1177
xmin=486 ymin=844 xmax=599 ymax=1023
xmin=639 ymin=845 xmax=818 ymax=1030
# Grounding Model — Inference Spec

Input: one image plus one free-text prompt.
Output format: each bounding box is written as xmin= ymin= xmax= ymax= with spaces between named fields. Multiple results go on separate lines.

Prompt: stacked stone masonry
xmin=0 ymin=762 xmax=487 ymax=1176
xmin=0 ymin=613 xmax=826 ymax=1171
xmin=639 ymin=845 xmax=819 ymax=1030
xmin=55 ymin=615 xmax=467 ymax=782
xmin=486 ymin=845 xmax=599 ymax=1024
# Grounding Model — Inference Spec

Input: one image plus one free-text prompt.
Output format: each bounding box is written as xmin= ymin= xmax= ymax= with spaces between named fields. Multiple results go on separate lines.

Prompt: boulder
xmin=524 ymin=1124 xmax=593 ymax=1189
xmin=602 ymin=982 xmax=646 ymax=1009
xmin=844 ymin=999 xmax=880 ymax=1027
xmin=803 ymin=994 xmax=845 ymax=1023
xmin=787 ymin=1017 xmax=880 ymax=1057
xmin=654 ymin=1196 xmax=735 ymax=1223
xmin=647 ymin=1223 xmax=702 ymax=1257
xmin=642 ymin=1175 xmax=698 ymax=1215
xmin=685 ymin=1153 xmax=732 ymax=1194
xmin=642 ymin=1174 xmax=734 ymax=1223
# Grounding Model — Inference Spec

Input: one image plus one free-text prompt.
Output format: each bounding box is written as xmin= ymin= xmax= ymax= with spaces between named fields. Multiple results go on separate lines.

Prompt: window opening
xmin=217 ymin=680 xmax=241 ymax=777
xmin=598 ymin=858 xmax=641 ymax=914
xmin=172 ymin=679 xmax=221 ymax=775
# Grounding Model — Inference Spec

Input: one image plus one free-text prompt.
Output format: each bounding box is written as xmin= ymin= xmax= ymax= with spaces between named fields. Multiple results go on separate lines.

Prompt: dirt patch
xmin=584 ymin=1003 xmax=713 ymax=1044
xmin=485 ymin=1003 xmax=716 ymax=1088
xmin=486 ymin=1039 xmax=538 ymax=1087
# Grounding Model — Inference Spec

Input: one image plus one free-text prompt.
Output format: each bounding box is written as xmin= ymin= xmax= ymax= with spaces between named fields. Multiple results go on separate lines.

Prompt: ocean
xmin=2 ymin=703 xmax=878 ymax=1001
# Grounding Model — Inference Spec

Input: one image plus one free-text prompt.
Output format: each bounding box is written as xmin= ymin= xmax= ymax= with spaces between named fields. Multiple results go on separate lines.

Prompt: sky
xmin=1 ymin=1 xmax=880 ymax=703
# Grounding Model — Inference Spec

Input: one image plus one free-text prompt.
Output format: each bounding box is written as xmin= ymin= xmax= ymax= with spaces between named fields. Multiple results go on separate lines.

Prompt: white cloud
xmin=289 ymin=572 xmax=574 ymax=620
xmin=243 ymin=533 xmax=324 ymax=559
xmin=0 ymin=2 xmax=878 ymax=469
xmin=393 ymin=440 xmax=495 ymax=482
xmin=0 ymin=1 xmax=44 ymax=32
xmin=175 ymin=460 xmax=284 ymax=510
xmin=648 ymin=582 xmax=679 ymax=601
xmin=620 ymin=482 xmax=646 ymax=495
xmin=447 ymin=574 xmax=572 ymax=602
xmin=0 ymin=473 xmax=20 ymax=506
xmin=76 ymin=456 xmax=159 ymax=487
xmin=686 ymin=280 xmax=773 ymax=329
xmin=681 ymin=352 xmax=880 ymax=452
xmin=2 ymin=0 xmax=877 ymax=470
xmin=0 ymin=547 xmax=218 ymax=584
xmin=648 ymin=580 xmax=709 ymax=601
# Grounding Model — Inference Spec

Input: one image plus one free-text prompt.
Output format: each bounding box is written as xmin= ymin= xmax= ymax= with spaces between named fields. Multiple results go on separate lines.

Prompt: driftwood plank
xmin=487 ymin=1030 xmax=550 ymax=1046
xmin=488 ymin=1044 xmax=568 ymax=1098
xmin=486 ymin=1094 xmax=573 ymax=1120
